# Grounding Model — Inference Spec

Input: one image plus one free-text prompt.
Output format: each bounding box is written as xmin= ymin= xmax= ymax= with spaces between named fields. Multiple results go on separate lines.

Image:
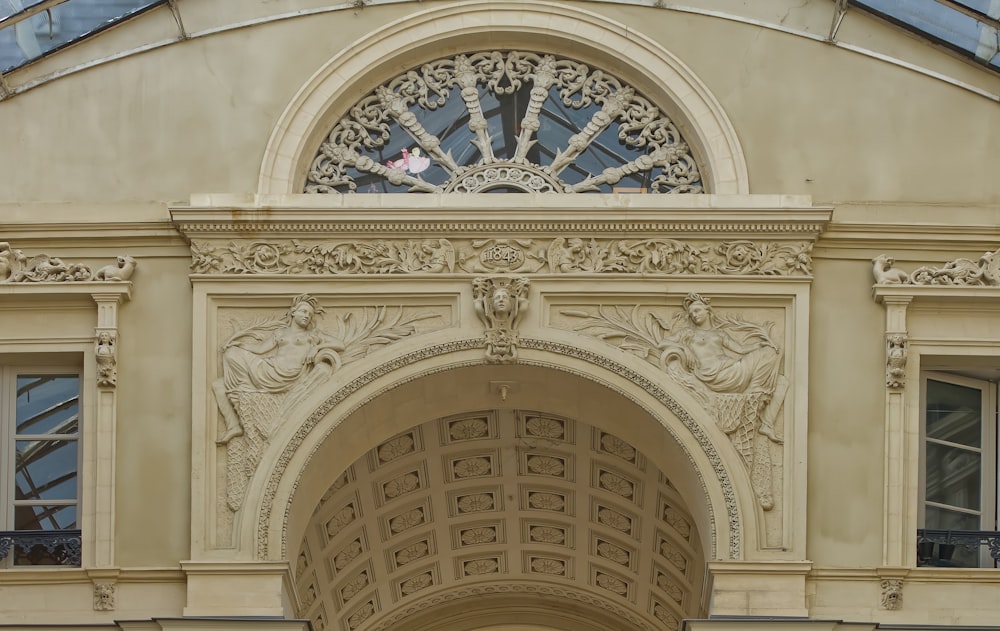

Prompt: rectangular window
xmin=1 ymin=367 xmax=81 ymax=567
xmin=919 ymin=371 xmax=999 ymax=568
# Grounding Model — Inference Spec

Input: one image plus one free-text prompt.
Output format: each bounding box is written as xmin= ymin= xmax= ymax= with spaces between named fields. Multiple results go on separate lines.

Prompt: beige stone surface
xmin=2 ymin=0 xmax=1000 ymax=629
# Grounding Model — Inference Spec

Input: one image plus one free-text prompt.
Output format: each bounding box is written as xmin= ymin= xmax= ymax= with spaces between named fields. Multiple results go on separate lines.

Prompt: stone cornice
xmin=873 ymin=284 xmax=1000 ymax=304
xmin=169 ymin=194 xmax=831 ymax=238
xmin=0 ymin=281 xmax=132 ymax=301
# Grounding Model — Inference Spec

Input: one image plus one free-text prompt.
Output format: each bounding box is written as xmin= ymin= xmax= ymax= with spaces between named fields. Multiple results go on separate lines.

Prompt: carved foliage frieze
xmin=214 ymin=295 xmax=445 ymax=512
xmin=0 ymin=243 xmax=136 ymax=283
xmin=559 ymin=294 xmax=786 ymax=512
xmin=188 ymin=238 xmax=813 ymax=277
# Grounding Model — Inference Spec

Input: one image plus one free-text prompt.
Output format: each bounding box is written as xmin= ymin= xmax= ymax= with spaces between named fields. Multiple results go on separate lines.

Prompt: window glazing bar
xmin=0 ymin=0 xmax=70 ymax=30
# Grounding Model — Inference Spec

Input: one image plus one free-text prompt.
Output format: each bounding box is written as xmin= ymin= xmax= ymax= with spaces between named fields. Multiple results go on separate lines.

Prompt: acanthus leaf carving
xmin=561 ymin=293 xmax=786 ymax=511
xmin=188 ymin=238 xmax=813 ymax=277
xmin=214 ymin=294 xmax=440 ymax=512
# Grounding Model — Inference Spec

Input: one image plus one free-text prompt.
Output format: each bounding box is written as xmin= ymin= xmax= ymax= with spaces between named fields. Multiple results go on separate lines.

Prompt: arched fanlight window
xmin=304 ymin=51 xmax=704 ymax=194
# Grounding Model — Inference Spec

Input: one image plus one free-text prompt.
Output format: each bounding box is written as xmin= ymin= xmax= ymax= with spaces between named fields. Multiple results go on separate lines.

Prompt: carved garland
xmin=304 ymin=51 xmax=703 ymax=195
xmin=259 ymin=339 xmax=736 ymax=562
xmin=188 ymin=238 xmax=813 ymax=276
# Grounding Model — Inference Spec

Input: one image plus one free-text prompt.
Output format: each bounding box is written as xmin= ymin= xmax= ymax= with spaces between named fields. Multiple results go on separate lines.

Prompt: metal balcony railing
xmin=0 ymin=530 xmax=81 ymax=566
xmin=917 ymin=529 xmax=1000 ymax=567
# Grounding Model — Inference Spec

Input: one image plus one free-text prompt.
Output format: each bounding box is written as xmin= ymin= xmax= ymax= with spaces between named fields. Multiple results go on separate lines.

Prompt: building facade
xmin=1 ymin=1 xmax=999 ymax=630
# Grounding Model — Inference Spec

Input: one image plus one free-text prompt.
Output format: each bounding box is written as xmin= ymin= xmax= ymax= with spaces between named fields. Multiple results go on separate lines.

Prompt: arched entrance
xmin=276 ymin=360 xmax=730 ymax=631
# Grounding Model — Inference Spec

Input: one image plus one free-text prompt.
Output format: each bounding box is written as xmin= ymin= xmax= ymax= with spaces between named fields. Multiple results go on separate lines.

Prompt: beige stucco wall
xmin=2 ymin=0 xmax=999 ymax=627
xmin=1 ymin=0 xmax=998 ymax=203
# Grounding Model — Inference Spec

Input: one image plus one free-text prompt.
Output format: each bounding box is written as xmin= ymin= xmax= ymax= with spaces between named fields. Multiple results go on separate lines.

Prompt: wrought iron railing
xmin=0 ymin=530 xmax=81 ymax=566
xmin=917 ymin=529 xmax=1000 ymax=567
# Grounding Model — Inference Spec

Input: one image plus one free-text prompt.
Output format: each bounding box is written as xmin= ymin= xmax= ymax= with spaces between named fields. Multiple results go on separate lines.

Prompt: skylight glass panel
xmin=852 ymin=0 xmax=1000 ymax=70
xmin=0 ymin=0 xmax=165 ymax=73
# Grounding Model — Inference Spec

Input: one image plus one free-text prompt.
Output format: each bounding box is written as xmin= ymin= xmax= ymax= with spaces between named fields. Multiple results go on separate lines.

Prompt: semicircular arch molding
xmin=238 ymin=333 xmax=760 ymax=568
xmin=258 ymin=0 xmax=748 ymax=195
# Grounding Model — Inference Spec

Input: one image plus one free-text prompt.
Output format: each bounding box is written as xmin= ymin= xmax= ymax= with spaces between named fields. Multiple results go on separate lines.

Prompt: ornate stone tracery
xmin=304 ymin=51 xmax=703 ymax=195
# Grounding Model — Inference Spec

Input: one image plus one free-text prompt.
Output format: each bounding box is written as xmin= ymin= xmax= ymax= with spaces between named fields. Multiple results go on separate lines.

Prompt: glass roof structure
xmin=851 ymin=0 xmax=1000 ymax=71
xmin=0 ymin=0 xmax=164 ymax=73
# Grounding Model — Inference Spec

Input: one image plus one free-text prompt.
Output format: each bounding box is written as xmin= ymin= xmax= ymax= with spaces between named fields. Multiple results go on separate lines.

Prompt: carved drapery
xmin=304 ymin=51 xmax=703 ymax=195
xmin=214 ymin=295 xmax=442 ymax=511
xmin=187 ymin=238 xmax=813 ymax=277
xmin=560 ymin=294 xmax=786 ymax=512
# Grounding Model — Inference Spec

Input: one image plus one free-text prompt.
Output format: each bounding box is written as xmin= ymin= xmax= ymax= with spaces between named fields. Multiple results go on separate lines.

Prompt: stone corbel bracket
xmin=473 ymin=276 xmax=529 ymax=363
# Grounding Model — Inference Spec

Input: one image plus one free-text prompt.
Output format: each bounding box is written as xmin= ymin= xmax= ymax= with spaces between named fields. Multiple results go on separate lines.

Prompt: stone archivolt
xmin=188 ymin=238 xmax=813 ymax=276
xmin=214 ymin=295 xmax=443 ymax=512
xmin=560 ymin=294 xmax=786 ymax=513
xmin=303 ymin=51 xmax=703 ymax=195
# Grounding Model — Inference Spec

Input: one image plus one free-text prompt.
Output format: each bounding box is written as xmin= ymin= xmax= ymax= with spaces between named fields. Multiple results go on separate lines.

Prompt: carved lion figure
xmin=872 ymin=255 xmax=909 ymax=285
xmin=93 ymin=255 xmax=137 ymax=281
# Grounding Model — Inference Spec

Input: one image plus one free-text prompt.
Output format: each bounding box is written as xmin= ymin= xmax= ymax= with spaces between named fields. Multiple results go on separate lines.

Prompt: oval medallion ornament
xmin=479 ymin=243 xmax=525 ymax=271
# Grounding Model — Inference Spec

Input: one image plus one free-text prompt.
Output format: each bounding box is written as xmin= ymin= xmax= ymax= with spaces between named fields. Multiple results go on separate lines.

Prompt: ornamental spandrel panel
xmin=549 ymin=293 xmax=790 ymax=547
xmin=211 ymin=296 xmax=450 ymax=534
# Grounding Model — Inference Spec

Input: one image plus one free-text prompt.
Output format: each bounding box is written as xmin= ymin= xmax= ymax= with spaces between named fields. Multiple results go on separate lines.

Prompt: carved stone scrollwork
xmin=873 ymin=248 xmax=1000 ymax=286
xmin=188 ymin=238 xmax=813 ymax=277
xmin=214 ymin=295 xmax=440 ymax=511
xmin=473 ymin=276 xmax=529 ymax=364
xmin=95 ymin=330 xmax=118 ymax=388
xmin=561 ymin=293 xmax=786 ymax=511
xmin=0 ymin=243 xmax=136 ymax=283
xmin=304 ymin=50 xmax=703 ymax=195
xmin=886 ymin=334 xmax=907 ymax=389
xmin=880 ymin=578 xmax=903 ymax=610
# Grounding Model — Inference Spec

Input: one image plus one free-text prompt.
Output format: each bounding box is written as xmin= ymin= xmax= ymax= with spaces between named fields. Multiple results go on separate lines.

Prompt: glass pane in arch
xmin=305 ymin=51 xmax=704 ymax=194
